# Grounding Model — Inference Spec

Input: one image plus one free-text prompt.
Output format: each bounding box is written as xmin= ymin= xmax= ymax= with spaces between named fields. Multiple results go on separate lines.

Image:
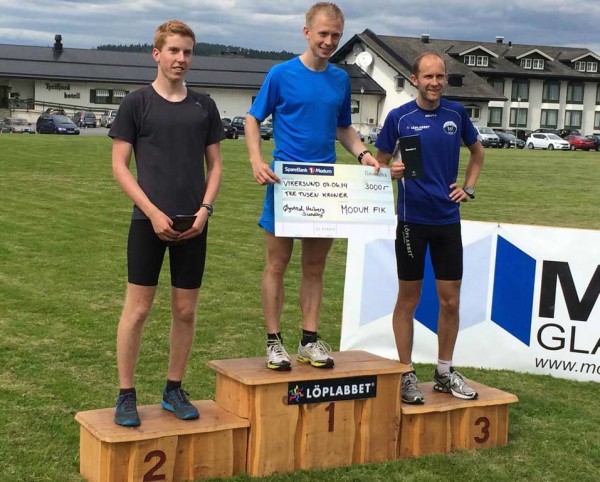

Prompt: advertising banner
xmin=341 ymin=221 xmax=600 ymax=382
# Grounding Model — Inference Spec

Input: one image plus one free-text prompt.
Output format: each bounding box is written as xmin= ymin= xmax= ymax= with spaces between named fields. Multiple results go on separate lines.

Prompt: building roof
xmin=332 ymin=30 xmax=600 ymax=102
xmin=0 ymin=43 xmax=384 ymax=95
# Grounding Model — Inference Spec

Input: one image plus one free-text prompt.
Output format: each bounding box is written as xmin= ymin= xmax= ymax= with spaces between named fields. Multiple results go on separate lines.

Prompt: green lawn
xmin=0 ymin=135 xmax=599 ymax=481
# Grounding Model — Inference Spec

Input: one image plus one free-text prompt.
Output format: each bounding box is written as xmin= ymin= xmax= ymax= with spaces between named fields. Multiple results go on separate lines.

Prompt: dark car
xmin=585 ymin=133 xmax=600 ymax=151
xmin=72 ymin=111 xmax=97 ymax=128
xmin=221 ymin=118 xmax=238 ymax=139
xmin=557 ymin=128 xmax=581 ymax=138
xmin=564 ymin=135 xmax=595 ymax=151
xmin=494 ymin=130 xmax=525 ymax=149
xmin=36 ymin=114 xmax=80 ymax=135
xmin=260 ymin=122 xmax=272 ymax=141
xmin=230 ymin=116 xmax=245 ymax=136
xmin=507 ymin=128 xmax=532 ymax=142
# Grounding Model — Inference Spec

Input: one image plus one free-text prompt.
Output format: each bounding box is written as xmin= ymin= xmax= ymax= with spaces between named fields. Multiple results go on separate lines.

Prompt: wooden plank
xmin=75 ymin=400 xmax=250 ymax=444
xmin=400 ymin=381 xmax=518 ymax=415
xmin=247 ymin=383 xmax=298 ymax=476
xmin=214 ymin=375 xmax=253 ymax=419
xmin=127 ymin=436 xmax=178 ymax=482
xmin=208 ymin=351 xmax=409 ymax=385
xmin=295 ymin=400 xmax=356 ymax=470
xmin=399 ymin=412 xmax=451 ymax=458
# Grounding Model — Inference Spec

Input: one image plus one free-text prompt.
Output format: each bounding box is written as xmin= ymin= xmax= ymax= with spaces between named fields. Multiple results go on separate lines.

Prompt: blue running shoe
xmin=161 ymin=387 xmax=199 ymax=420
xmin=114 ymin=392 xmax=141 ymax=427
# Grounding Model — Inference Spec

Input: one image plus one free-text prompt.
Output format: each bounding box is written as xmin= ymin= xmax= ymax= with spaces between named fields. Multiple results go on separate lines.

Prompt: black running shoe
xmin=161 ymin=387 xmax=199 ymax=420
xmin=114 ymin=392 xmax=141 ymax=427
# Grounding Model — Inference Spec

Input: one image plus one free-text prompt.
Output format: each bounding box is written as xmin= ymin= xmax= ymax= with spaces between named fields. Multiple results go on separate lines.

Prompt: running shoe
xmin=161 ymin=387 xmax=200 ymax=420
xmin=297 ymin=339 xmax=335 ymax=368
xmin=401 ymin=371 xmax=424 ymax=404
xmin=433 ymin=367 xmax=478 ymax=400
xmin=266 ymin=338 xmax=292 ymax=371
xmin=114 ymin=391 xmax=141 ymax=427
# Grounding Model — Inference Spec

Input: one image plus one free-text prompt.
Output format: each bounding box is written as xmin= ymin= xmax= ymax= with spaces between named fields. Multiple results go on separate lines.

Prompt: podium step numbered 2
xmin=75 ymin=351 xmax=519 ymax=480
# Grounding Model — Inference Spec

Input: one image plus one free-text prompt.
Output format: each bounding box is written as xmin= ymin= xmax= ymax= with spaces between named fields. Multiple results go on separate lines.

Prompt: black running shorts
xmin=395 ymin=222 xmax=463 ymax=281
xmin=127 ymin=219 xmax=208 ymax=289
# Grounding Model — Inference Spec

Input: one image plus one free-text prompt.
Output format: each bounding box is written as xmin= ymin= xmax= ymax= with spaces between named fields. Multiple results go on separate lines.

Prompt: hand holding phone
xmin=171 ymin=215 xmax=196 ymax=232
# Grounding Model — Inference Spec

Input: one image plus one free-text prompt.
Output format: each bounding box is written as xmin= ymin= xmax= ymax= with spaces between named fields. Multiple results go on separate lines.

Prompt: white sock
xmin=437 ymin=359 xmax=452 ymax=375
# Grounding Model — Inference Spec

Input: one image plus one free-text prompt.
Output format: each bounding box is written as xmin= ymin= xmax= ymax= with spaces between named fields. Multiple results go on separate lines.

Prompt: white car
xmin=367 ymin=127 xmax=380 ymax=143
xmin=526 ymin=133 xmax=570 ymax=150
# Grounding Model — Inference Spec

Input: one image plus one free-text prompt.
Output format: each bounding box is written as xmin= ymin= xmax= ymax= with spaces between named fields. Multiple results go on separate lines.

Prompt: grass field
xmin=0 ymin=134 xmax=599 ymax=481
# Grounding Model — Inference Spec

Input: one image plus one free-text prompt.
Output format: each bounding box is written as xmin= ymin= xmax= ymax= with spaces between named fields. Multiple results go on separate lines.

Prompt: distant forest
xmin=96 ymin=42 xmax=297 ymax=60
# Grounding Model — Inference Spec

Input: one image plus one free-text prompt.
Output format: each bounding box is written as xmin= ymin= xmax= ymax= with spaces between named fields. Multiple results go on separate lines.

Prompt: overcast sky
xmin=1 ymin=0 xmax=599 ymax=55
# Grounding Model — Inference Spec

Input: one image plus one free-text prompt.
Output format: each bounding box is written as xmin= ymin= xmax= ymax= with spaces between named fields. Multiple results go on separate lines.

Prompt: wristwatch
xmin=200 ymin=203 xmax=214 ymax=216
xmin=463 ymin=186 xmax=475 ymax=199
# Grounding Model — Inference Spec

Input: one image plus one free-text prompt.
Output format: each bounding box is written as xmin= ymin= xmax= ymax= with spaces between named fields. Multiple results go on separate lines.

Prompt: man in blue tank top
xmin=376 ymin=52 xmax=484 ymax=404
xmin=245 ymin=2 xmax=378 ymax=371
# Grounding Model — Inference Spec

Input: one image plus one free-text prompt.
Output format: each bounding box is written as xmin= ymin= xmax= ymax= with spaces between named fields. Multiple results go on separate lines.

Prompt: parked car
xmin=585 ymin=133 xmax=600 ymax=151
xmin=1 ymin=117 xmax=35 ymax=134
xmin=221 ymin=118 xmax=238 ymax=139
xmin=494 ymin=130 xmax=524 ymax=149
xmin=526 ymin=133 xmax=569 ymax=150
xmin=36 ymin=114 xmax=80 ymax=135
xmin=557 ymin=128 xmax=581 ymax=138
xmin=100 ymin=109 xmax=118 ymax=128
xmin=260 ymin=122 xmax=272 ymax=141
xmin=532 ymin=128 xmax=561 ymax=136
xmin=72 ymin=111 xmax=97 ymax=128
xmin=261 ymin=122 xmax=273 ymax=139
xmin=564 ymin=135 xmax=595 ymax=151
xmin=475 ymin=126 xmax=501 ymax=147
xmin=230 ymin=116 xmax=246 ymax=136
xmin=508 ymin=128 xmax=533 ymax=142
xmin=354 ymin=128 xmax=365 ymax=142
xmin=367 ymin=127 xmax=380 ymax=143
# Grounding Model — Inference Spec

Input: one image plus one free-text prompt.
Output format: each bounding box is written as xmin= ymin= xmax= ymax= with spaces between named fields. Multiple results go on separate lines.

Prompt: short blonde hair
xmin=305 ymin=2 xmax=344 ymax=27
xmin=153 ymin=20 xmax=196 ymax=51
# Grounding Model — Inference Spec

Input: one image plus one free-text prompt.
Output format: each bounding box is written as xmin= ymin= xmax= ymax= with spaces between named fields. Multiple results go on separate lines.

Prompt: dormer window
xmin=587 ymin=62 xmax=598 ymax=72
xmin=464 ymin=55 xmax=476 ymax=66
xmin=574 ymin=60 xmax=597 ymax=72
xmin=575 ymin=61 xmax=586 ymax=71
xmin=532 ymin=59 xmax=544 ymax=70
xmin=520 ymin=58 xmax=532 ymax=69
xmin=476 ymin=56 xmax=489 ymax=67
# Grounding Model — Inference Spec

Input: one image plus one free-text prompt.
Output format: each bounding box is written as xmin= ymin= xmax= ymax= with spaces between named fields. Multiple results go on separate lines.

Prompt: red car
xmin=564 ymin=135 xmax=596 ymax=151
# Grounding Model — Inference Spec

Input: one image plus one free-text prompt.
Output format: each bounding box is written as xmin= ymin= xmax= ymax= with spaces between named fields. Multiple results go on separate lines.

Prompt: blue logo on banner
xmin=282 ymin=164 xmax=334 ymax=176
xmin=358 ymin=235 xmax=537 ymax=346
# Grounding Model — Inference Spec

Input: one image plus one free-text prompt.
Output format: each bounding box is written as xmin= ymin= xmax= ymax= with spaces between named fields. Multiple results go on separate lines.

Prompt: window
xmin=588 ymin=62 xmax=598 ymax=73
xmin=510 ymin=107 xmax=527 ymax=127
xmin=532 ymin=59 xmax=544 ymax=70
xmin=465 ymin=106 xmax=480 ymax=119
xmin=597 ymin=84 xmax=600 ymax=104
xmin=542 ymin=81 xmax=560 ymax=103
xmin=350 ymin=99 xmax=360 ymax=114
xmin=511 ymin=80 xmax=529 ymax=101
xmin=464 ymin=55 xmax=476 ymax=66
xmin=488 ymin=78 xmax=505 ymax=95
xmin=90 ymin=88 xmax=128 ymax=105
xmin=595 ymin=112 xmax=600 ymax=129
xmin=488 ymin=107 xmax=503 ymax=126
xmin=575 ymin=61 xmax=586 ymax=72
xmin=520 ymin=58 xmax=532 ymax=69
xmin=540 ymin=109 xmax=558 ymax=128
xmin=565 ymin=110 xmax=582 ymax=128
xmin=566 ymin=83 xmax=584 ymax=103
xmin=395 ymin=76 xmax=405 ymax=90
xmin=476 ymin=56 xmax=489 ymax=67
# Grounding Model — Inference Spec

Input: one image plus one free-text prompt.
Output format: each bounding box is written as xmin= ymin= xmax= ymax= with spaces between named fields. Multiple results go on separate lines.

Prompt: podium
xmin=75 ymin=400 xmax=249 ymax=482
xmin=399 ymin=380 xmax=519 ymax=458
xmin=74 ymin=351 xmax=519 ymax=481
xmin=208 ymin=350 xmax=408 ymax=476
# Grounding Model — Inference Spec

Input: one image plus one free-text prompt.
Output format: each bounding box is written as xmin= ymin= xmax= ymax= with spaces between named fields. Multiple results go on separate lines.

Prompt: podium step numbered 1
xmin=75 ymin=351 xmax=519 ymax=480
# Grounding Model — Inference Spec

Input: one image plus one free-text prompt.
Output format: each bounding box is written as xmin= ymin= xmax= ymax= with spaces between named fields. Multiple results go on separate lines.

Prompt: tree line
xmin=96 ymin=42 xmax=296 ymax=60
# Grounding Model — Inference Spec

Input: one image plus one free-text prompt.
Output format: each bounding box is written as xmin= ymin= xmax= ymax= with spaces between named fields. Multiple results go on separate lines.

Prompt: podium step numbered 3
xmin=75 ymin=351 xmax=519 ymax=480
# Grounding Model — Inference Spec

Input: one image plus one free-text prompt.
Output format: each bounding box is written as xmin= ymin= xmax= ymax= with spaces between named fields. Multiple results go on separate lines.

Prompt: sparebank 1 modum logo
xmin=413 ymin=235 xmax=600 ymax=355
xmin=282 ymin=163 xmax=335 ymax=176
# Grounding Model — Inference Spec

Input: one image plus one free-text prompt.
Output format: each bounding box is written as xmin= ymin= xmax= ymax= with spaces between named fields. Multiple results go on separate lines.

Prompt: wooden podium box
xmin=399 ymin=380 xmax=519 ymax=459
xmin=75 ymin=400 xmax=249 ymax=482
xmin=208 ymin=350 xmax=409 ymax=477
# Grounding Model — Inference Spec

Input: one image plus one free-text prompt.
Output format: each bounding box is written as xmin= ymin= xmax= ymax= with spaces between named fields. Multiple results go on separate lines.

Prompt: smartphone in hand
xmin=171 ymin=215 xmax=196 ymax=232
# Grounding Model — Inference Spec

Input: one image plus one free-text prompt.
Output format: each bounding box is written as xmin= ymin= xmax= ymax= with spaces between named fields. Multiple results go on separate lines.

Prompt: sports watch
xmin=200 ymin=203 xmax=214 ymax=216
xmin=463 ymin=186 xmax=475 ymax=199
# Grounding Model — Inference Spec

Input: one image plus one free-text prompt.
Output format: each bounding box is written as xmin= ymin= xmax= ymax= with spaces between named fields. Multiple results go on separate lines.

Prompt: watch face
xmin=464 ymin=187 xmax=475 ymax=195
